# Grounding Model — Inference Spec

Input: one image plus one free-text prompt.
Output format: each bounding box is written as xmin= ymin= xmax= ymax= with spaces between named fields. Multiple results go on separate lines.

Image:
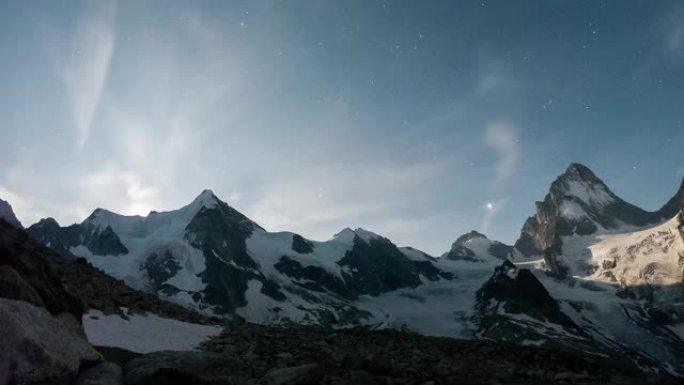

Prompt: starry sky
xmin=1 ymin=0 xmax=683 ymax=255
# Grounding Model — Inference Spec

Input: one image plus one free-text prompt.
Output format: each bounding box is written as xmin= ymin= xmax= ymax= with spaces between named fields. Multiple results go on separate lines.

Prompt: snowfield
xmin=82 ymin=309 xmax=222 ymax=353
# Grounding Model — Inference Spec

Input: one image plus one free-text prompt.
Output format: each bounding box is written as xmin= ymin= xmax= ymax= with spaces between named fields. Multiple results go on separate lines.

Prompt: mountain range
xmin=4 ymin=163 xmax=684 ymax=376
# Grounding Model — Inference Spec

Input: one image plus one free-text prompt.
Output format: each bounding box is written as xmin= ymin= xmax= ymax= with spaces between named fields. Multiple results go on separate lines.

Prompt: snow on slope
xmin=245 ymin=229 xmax=357 ymax=280
xmin=559 ymin=216 xmax=684 ymax=284
xmin=68 ymin=193 xmax=218 ymax=295
xmin=83 ymin=308 xmax=222 ymax=353
xmin=588 ymin=216 xmax=683 ymax=286
xmin=358 ymin=258 xmax=496 ymax=337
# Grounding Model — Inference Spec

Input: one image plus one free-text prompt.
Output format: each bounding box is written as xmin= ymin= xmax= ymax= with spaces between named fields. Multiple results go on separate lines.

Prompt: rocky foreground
xmin=86 ymin=321 xmax=680 ymax=385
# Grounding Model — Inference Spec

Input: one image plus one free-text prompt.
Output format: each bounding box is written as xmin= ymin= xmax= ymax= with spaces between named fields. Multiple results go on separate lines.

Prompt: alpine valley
xmin=3 ymin=163 xmax=684 ymax=383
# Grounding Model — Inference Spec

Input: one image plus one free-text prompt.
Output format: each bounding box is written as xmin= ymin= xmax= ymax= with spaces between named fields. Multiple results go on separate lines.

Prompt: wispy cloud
xmin=60 ymin=0 xmax=118 ymax=149
xmin=662 ymin=7 xmax=684 ymax=57
xmin=485 ymin=121 xmax=520 ymax=185
xmin=79 ymin=165 xmax=159 ymax=216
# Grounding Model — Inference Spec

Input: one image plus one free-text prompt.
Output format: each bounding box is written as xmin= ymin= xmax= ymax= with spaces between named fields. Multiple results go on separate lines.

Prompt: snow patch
xmin=82 ymin=309 xmax=221 ymax=353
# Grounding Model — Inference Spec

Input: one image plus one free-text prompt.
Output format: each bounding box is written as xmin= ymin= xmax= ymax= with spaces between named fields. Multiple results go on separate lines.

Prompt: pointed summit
xmin=0 ymin=198 xmax=23 ymax=228
xmin=451 ymin=230 xmax=487 ymax=248
xmin=191 ymin=189 xmax=220 ymax=209
xmin=333 ymin=227 xmax=382 ymax=243
xmin=515 ymin=162 xmax=673 ymax=263
xmin=563 ymin=163 xmax=602 ymax=183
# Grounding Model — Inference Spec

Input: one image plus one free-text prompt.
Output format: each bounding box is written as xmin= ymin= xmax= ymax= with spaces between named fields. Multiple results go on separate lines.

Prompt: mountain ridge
xmin=6 ymin=162 xmax=684 ymax=376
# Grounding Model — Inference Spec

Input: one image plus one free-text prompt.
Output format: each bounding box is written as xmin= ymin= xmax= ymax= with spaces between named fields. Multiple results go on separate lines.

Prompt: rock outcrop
xmin=0 ymin=198 xmax=22 ymax=228
xmin=0 ymin=298 xmax=102 ymax=385
xmin=0 ymin=219 xmax=82 ymax=318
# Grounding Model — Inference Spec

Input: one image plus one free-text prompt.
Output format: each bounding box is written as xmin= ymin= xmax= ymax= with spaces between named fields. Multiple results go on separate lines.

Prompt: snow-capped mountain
xmin=514 ymin=163 xmax=682 ymax=277
xmin=442 ymin=230 xmax=513 ymax=262
xmin=27 ymin=190 xmax=454 ymax=326
xmin=23 ymin=163 xmax=684 ymax=375
xmin=0 ymin=198 xmax=22 ymax=228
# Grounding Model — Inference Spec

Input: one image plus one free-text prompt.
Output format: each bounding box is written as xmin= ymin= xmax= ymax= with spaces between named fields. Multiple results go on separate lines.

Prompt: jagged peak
xmin=84 ymin=207 xmax=120 ymax=222
xmin=31 ymin=217 xmax=60 ymax=229
xmin=550 ymin=163 xmax=616 ymax=208
xmin=0 ymin=198 xmax=23 ymax=228
xmin=557 ymin=163 xmax=605 ymax=186
xmin=333 ymin=227 xmax=383 ymax=243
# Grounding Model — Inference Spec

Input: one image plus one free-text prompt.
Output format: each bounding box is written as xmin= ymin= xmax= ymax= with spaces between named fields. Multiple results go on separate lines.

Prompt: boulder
xmin=0 ymin=298 xmax=102 ymax=385
xmin=123 ymin=351 xmax=244 ymax=385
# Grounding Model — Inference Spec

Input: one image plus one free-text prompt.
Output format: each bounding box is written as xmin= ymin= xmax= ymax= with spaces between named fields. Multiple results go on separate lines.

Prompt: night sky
xmin=1 ymin=1 xmax=682 ymax=255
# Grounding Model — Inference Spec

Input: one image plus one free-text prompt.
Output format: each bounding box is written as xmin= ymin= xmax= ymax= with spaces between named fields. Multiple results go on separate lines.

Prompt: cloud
xmin=485 ymin=121 xmax=520 ymax=185
xmin=78 ymin=165 xmax=160 ymax=217
xmin=60 ymin=0 xmax=118 ymax=149
xmin=0 ymin=186 xmax=46 ymax=226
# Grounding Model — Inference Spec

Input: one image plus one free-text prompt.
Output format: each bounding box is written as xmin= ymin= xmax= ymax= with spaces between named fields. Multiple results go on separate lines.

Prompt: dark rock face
xmin=0 ymin=219 xmax=82 ymax=318
xmin=488 ymin=241 xmax=514 ymax=260
xmin=514 ymin=163 xmax=678 ymax=275
xmin=143 ymin=250 xmax=182 ymax=291
xmin=472 ymin=261 xmax=667 ymax=374
xmin=275 ymin=255 xmax=354 ymax=299
xmin=338 ymin=236 xmax=451 ymax=297
xmin=475 ymin=260 xmax=579 ymax=331
xmin=291 ymin=234 xmax=313 ymax=254
xmin=0 ymin=198 xmax=22 ymax=228
xmin=186 ymin=200 xmax=286 ymax=313
xmin=27 ymin=217 xmax=128 ymax=257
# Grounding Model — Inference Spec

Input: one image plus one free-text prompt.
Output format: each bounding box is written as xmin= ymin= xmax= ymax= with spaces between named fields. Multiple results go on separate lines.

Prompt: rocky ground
xmin=190 ymin=323 xmax=682 ymax=385
xmin=57 ymin=256 xmax=220 ymax=325
xmin=92 ymin=321 xmax=684 ymax=385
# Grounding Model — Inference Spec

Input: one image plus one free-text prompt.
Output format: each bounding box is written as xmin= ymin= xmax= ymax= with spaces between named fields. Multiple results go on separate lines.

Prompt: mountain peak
xmin=191 ymin=189 xmax=220 ymax=209
xmin=0 ymin=198 xmax=23 ymax=228
xmin=32 ymin=217 xmax=60 ymax=229
xmin=333 ymin=227 xmax=382 ymax=243
xmin=560 ymin=163 xmax=603 ymax=185
xmin=451 ymin=230 xmax=487 ymax=248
